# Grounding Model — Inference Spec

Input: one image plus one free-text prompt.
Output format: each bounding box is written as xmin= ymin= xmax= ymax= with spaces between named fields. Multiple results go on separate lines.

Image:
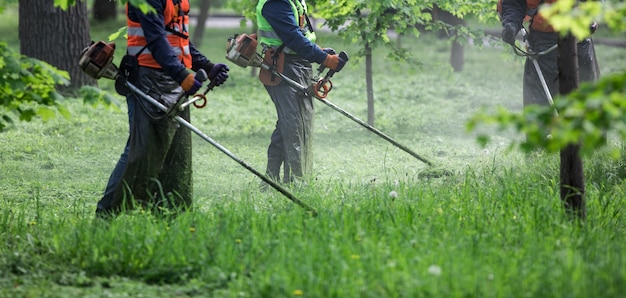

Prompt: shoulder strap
xmin=303 ymin=11 xmax=315 ymax=33
xmin=165 ymin=0 xmax=189 ymax=39
xmin=287 ymin=0 xmax=315 ymax=33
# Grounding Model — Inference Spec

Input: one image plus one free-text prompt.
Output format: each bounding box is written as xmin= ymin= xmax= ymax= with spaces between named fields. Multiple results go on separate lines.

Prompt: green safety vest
xmin=256 ymin=0 xmax=316 ymax=54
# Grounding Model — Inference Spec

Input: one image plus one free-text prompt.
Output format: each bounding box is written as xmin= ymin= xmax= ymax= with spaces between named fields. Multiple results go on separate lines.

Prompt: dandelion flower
xmin=235 ymin=239 xmax=242 ymax=244
xmin=189 ymin=227 xmax=196 ymax=233
xmin=293 ymin=289 xmax=303 ymax=296
xmin=428 ymin=264 xmax=442 ymax=276
xmin=389 ymin=190 xmax=398 ymax=198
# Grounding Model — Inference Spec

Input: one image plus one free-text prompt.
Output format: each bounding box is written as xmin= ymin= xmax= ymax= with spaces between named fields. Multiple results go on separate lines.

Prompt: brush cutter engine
xmin=225 ymin=33 xmax=263 ymax=68
xmin=78 ymin=41 xmax=120 ymax=80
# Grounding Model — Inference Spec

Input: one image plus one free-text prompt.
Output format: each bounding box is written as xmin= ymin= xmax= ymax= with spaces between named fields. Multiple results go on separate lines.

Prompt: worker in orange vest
xmin=96 ymin=0 xmax=230 ymax=217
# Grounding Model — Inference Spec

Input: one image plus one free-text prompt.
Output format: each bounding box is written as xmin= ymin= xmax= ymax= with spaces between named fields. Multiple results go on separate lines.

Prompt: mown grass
xmin=1 ymin=8 xmax=626 ymax=298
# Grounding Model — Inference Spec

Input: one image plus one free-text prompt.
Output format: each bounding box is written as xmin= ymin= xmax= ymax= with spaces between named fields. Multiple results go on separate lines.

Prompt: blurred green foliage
xmin=0 ymin=42 xmax=70 ymax=131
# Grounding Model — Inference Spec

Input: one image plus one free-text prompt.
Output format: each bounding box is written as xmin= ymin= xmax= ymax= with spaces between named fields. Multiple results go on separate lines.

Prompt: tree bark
xmin=365 ymin=41 xmax=375 ymax=126
xmin=19 ymin=0 xmax=96 ymax=90
xmin=558 ymin=33 xmax=586 ymax=219
xmin=431 ymin=5 xmax=465 ymax=72
xmin=450 ymin=38 xmax=465 ymax=72
xmin=192 ymin=0 xmax=211 ymax=47
xmin=92 ymin=0 xmax=118 ymax=22
xmin=157 ymin=107 xmax=193 ymax=212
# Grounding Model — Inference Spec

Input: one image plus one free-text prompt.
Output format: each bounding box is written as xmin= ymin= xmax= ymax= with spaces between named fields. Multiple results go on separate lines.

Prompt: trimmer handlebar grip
xmin=195 ymin=69 xmax=208 ymax=82
xmin=339 ymin=51 xmax=349 ymax=62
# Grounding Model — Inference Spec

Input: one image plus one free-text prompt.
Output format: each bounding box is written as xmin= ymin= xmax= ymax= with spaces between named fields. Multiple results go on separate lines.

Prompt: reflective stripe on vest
xmin=127 ymin=45 xmax=190 ymax=57
xmin=256 ymin=0 xmax=316 ymax=54
xmin=126 ymin=0 xmax=192 ymax=68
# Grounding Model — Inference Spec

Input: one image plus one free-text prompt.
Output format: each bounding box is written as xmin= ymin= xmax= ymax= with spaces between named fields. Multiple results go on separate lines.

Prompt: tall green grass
xmin=1 ymin=10 xmax=625 ymax=298
xmin=2 ymin=158 xmax=625 ymax=297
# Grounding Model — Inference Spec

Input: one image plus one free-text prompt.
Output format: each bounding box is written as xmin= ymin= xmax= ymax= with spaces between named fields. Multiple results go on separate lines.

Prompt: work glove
xmin=321 ymin=47 xmax=336 ymax=55
xmin=322 ymin=54 xmax=347 ymax=72
xmin=208 ymin=63 xmax=230 ymax=86
xmin=181 ymin=73 xmax=203 ymax=95
xmin=501 ymin=23 xmax=518 ymax=45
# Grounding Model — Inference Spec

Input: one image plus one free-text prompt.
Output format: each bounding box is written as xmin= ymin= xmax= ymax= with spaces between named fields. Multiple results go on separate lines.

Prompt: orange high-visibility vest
xmin=126 ymin=0 xmax=192 ymax=69
xmin=527 ymin=0 xmax=556 ymax=32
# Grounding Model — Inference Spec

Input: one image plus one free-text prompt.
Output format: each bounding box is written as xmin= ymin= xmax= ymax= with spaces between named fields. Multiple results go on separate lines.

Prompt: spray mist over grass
xmin=1 ymin=27 xmax=625 ymax=296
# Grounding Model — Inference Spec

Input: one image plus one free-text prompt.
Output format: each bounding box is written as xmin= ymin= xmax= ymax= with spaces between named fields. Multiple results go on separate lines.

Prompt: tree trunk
xmin=192 ymin=0 xmax=211 ymax=47
xmin=558 ymin=33 xmax=586 ymax=219
xmin=92 ymin=0 xmax=118 ymax=22
xmin=365 ymin=42 xmax=375 ymax=126
xmin=450 ymin=38 xmax=465 ymax=72
xmin=158 ymin=107 xmax=194 ymax=212
xmin=431 ymin=5 xmax=465 ymax=72
xmin=19 ymin=0 xmax=96 ymax=90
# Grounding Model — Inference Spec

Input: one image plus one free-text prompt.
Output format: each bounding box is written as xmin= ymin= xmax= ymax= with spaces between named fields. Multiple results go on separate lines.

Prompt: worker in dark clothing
xmin=257 ymin=0 xmax=346 ymax=184
xmin=499 ymin=0 xmax=599 ymax=108
xmin=96 ymin=0 xmax=229 ymax=217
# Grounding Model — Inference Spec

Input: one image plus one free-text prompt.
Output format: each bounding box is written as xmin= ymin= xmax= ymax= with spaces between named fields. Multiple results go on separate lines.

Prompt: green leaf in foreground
xmin=469 ymin=71 xmax=626 ymax=157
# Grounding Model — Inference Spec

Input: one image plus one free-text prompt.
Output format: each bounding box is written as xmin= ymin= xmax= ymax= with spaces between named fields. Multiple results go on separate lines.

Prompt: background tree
xmin=192 ymin=0 xmax=211 ymax=47
xmin=557 ymin=31 xmax=585 ymax=218
xmin=313 ymin=0 xmax=492 ymax=125
xmin=92 ymin=0 xmax=118 ymax=22
xmin=313 ymin=1 xmax=427 ymax=125
xmin=0 ymin=0 xmax=125 ymax=132
xmin=19 ymin=0 xmax=96 ymax=90
xmin=431 ymin=4 xmax=466 ymax=72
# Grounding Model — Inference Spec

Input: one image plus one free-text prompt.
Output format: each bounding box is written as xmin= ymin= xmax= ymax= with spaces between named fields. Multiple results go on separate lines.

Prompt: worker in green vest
xmin=257 ymin=0 xmax=346 ymax=185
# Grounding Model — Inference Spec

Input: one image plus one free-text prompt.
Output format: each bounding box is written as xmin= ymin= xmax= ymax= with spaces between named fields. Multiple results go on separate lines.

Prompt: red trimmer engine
xmin=78 ymin=41 xmax=120 ymax=80
xmin=225 ymin=33 xmax=263 ymax=68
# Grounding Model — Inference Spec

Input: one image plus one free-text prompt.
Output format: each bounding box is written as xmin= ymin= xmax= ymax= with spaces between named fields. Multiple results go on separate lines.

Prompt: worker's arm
xmin=261 ymin=0 xmax=327 ymax=64
xmin=128 ymin=0 xmax=191 ymax=85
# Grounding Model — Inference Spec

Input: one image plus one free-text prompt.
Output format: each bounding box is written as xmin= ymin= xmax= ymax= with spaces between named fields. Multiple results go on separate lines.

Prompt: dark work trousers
xmin=264 ymin=55 xmax=314 ymax=184
xmin=96 ymin=67 xmax=193 ymax=216
xmin=98 ymin=99 xmax=134 ymax=209
xmin=523 ymin=31 xmax=600 ymax=107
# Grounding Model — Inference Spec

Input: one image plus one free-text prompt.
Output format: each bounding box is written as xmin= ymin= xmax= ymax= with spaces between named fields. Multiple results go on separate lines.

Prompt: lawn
xmin=1 ymin=9 xmax=625 ymax=298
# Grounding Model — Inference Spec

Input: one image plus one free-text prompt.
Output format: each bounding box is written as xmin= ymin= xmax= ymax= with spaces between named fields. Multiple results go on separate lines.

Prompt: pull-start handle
xmin=179 ymin=69 xmax=213 ymax=110
xmin=313 ymin=79 xmax=333 ymax=99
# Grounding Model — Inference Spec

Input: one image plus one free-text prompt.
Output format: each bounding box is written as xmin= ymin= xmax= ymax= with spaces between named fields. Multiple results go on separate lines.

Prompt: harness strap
xmin=165 ymin=0 xmax=189 ymax=39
